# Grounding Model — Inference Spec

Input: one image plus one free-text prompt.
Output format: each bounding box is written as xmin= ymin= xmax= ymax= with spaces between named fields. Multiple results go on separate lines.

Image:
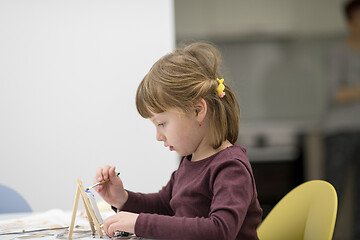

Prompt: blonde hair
xmin=136 ymin=42 xmax=240 ymax=149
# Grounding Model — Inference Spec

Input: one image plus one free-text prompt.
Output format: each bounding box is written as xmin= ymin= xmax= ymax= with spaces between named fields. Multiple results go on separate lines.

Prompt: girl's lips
xmin=169 ymin=146 xmax=174 ymax=151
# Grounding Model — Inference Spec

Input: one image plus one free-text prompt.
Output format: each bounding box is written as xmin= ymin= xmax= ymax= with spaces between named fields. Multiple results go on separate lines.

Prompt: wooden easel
xmin=68 ymin=179 xmax=103 ymax=238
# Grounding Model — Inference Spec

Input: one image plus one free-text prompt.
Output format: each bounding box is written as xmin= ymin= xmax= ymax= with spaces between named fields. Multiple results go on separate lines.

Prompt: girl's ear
xmin=194 ymin=98 xmax=207 ymax=122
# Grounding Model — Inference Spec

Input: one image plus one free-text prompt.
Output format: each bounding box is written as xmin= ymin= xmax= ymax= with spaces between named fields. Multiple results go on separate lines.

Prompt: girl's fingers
xmin=103 ymin=214 xmax=118 ymax=237
xmin=94 ymin=165 xmax=119 ymax=194
xmin=102 ymin=165 xmax=111 ymax=181
xmin=107 ymin=222 xmax=121 ymax=238
xmin=103 ymin=212 xmax=136 ymax=237
xmin=96 ymin=185 xmax=103 ymax=192
xmin=95 ymin=167 xmax=104 ymax=184
xmin=110 ymin=166 xmax=117 ymax=180
xmin=95 ymin=165 xmax=114 ymax=192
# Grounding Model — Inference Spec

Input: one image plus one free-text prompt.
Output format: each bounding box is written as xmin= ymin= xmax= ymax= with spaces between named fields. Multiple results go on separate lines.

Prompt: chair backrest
xmin=257 ymin=180 xmax=337 ymax=240
xmin=0 ymin=184 xmax=32 ymax=213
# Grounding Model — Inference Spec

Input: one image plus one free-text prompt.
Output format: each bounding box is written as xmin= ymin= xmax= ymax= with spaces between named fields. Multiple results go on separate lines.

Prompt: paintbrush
xmin=0 ymin=226 xmax=70 ymax=235
xmin=86 ymin=172 xmax=120 ymax=191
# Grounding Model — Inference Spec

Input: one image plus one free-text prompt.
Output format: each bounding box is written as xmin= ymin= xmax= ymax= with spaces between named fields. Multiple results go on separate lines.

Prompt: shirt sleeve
xmin=120 ymin=171 xmax=176 ymax=216
xmin=134 ymin=160 xmax=255 ymax=240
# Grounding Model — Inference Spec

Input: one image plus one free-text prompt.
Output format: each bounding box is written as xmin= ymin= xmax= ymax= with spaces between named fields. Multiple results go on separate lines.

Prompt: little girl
xmin=94 ymin=42 xmax=262 ymax=239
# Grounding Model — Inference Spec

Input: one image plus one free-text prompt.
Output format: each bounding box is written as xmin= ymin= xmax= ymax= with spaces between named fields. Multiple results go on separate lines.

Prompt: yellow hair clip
xmin=216 ymin=78 xmax=225 ymax=98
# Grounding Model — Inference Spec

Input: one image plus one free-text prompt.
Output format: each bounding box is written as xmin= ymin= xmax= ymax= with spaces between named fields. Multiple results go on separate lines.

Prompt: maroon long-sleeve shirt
xmin=121 ymin=145 xmax=262 ymax=239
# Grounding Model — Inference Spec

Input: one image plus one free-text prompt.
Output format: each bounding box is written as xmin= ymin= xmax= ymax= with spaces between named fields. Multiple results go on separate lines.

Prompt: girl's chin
xmin=175 ymin=150 xmax=191 ymax=157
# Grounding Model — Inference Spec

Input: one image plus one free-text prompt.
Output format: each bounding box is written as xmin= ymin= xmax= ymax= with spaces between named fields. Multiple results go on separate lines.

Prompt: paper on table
xmin=0 ymin=207 xmax=115 ymax=237
xmin=0 ymin=209 xmax=71 ymax=235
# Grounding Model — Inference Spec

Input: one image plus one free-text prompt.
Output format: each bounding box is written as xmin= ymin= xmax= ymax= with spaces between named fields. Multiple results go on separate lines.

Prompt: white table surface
xmin=0 ymin=210 xmax=144 ymax=239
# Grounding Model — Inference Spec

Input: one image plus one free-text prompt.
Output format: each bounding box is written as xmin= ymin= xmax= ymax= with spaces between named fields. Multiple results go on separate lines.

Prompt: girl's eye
xmin=158 ymin=123 xmax=165 ymax=127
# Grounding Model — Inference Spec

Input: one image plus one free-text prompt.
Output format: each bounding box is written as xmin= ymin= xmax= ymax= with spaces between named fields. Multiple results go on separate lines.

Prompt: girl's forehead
xmin=150 ymin=111 xmax=166 ymax=120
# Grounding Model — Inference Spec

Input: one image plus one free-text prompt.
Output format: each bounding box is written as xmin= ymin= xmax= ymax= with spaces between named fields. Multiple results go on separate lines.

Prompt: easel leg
xmin=68 ymin=186 xmax=80 ymax=238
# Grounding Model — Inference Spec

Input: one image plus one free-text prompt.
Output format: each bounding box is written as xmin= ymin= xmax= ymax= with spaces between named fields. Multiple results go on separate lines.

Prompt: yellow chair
xmin=257 ymin=180 xmax=338 ymax=240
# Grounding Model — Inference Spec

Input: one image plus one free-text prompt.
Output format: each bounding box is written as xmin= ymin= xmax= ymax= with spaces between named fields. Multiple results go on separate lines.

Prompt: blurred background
xmin=174 ymin=0 xmax=353 ymax=239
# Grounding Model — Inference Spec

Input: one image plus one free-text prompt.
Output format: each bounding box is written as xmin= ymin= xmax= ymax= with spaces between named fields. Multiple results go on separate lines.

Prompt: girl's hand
xmin=103 ymin=211 xmax=139 ymax=237
xmin=94 ymin=165 xmax=128 ymax=209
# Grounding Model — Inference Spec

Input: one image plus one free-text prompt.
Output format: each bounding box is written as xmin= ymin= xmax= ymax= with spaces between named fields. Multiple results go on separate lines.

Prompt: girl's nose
xmin=156 ymin=130 xmax=165 ymax=142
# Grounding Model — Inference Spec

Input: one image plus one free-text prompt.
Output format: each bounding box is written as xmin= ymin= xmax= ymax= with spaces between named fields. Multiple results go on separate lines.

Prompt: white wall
xmin=0 ymin=0 xmax=177 ymax=212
